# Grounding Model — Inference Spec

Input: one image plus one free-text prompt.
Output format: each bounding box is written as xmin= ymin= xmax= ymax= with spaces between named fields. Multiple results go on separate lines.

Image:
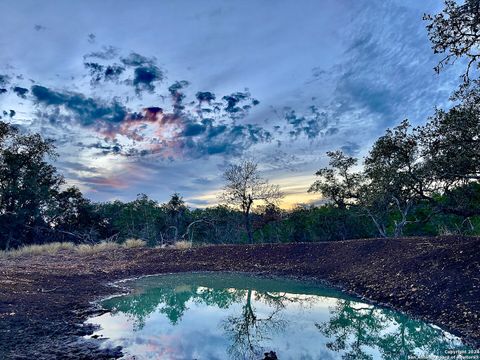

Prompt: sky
xmin=0 ymin=0 xmax=464 ymax=208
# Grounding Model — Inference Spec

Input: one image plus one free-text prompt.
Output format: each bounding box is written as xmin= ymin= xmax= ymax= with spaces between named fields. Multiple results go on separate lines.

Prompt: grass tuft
xmin=123 ymin=238 xmax=147 ymax=248
xmin=173 ymin=240 xmax=192 ymax=249
xmin=75 ymin=241 xmax=120 ymax=254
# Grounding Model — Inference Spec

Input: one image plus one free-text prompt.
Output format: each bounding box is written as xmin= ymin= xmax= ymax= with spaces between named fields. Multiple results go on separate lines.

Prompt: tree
xmin=416 ymin=88 xmax=480 ymax=218
xmin=425 ymin=0 xmax=480 ymax=83
xmin=308 ymin=150 xmax=362 ymax=210
xmin=0 ymin=122 xmax=64 ymax=249
xmin=220 ymin=160 xmax=283 ymax=243
xmin=419 ymin=93 xmax=480 ymax=189
xmin=309 ymin=151 xmax=368 ymax=239
xmin=361 ymin=120 xmax=428 ymax=237
xmin=49 ymin=186 xmax=103 ymax=243
xmin=162 ymin=193 xmax=188 ymax=243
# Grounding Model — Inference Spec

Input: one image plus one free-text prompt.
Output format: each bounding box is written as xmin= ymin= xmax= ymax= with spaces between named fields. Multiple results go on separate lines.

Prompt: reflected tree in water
xmin=317 ymin=299 xmax=466 ymax=360
xmin=223 ymin=290 xmax=317 ymax=360
xmin=104 ymin=281 xmax=244 ymax=329
xmin=316 ymin=300 xmax=385 ymax=360
xmin=105 ymin=276 xmax=317 ymax=359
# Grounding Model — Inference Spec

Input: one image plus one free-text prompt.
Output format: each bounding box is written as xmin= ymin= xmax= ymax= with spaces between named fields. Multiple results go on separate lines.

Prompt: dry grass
xmin=75 ymin=241 xmax=120 ymax=254
xmin=123 ymin=238 xmax=147 ymax=248
xmin=172 ymin=240 xmax=192 ymax=249
xmin=0 ymin=242 xmax=76 ymax=258
xmin=0 ymin=238 xmax=148 ymax=258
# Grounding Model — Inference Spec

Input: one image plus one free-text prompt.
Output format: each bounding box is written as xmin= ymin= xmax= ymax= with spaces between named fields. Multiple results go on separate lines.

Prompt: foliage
xmin=0 ymin=121 xmax=94 ymax=249
xmin=425 ymin=0 xmax=480 ymax=82
xmin=308 ymin=150 xmax=361 ymax=209
xmin=220 ymin=160 xmax=283 ymax=243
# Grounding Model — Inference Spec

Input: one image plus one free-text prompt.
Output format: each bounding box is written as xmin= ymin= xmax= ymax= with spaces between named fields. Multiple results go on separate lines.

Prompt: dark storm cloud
xmin=0 ymin=89 xmax=7 ymax=95
xmin=12 ymin=86 xmax=29 ymax=99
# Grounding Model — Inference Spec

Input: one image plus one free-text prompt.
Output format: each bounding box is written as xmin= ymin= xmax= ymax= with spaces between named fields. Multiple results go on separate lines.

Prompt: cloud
xmin=195 ymin=91 xmax=216 ymax=103
xmin=84 ymin=62 xmax=125 ymax=84
xmin=87 ymin=33 xmax=96 ymax=44
xmin=79 ymin=175 xmax=129 ymax=190
xmin=31 ymin=85 xmax=128 ymax=127
xmin=0 ymin=75 xmax=10 ymax=87
xmin=34 ymin=24 xmax=46 ymax=31
xmin=28 ymin=75 xmax=271 ymax=160
xmin=282 ymin=105 xmax=329 ymax=140
xmin=326 ymin=1 xmax=455 ymax=130
xmin=1 ymin=110 xmax=15 ymax=119
xmin=0 ymin=0 xmax=460 ymax=205
xmin=12 ymin=86 xmax=29 ymax=99
xmin=84 ymin=46 xmax=119 ymax=60
xmin=117 ymin=52 xmax=165 ymax=94
xmin=340 ymin=141 xmax=360 ymax=156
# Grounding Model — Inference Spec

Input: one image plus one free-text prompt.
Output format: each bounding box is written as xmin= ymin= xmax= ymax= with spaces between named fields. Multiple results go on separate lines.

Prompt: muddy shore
xmin=0 ymin=236 xmax=479 ymax=359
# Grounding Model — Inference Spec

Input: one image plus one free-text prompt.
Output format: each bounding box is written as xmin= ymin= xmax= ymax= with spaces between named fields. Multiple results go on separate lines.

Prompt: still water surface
xmin=87 ymin=272 xmax=469 ymax=360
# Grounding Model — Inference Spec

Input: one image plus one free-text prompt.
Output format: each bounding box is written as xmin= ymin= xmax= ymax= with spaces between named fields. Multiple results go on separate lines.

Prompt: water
xmin=87 ymin=272 xmax=470 ymax=360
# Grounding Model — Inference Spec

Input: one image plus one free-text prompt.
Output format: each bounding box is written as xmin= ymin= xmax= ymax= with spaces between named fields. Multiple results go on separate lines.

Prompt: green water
xmin=87 ymin=272 xmax=470 ymax=360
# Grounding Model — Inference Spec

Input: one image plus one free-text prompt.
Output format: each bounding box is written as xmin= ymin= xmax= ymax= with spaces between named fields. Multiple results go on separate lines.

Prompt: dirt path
xmin=0 ymin=236 xmax=479 ymax=359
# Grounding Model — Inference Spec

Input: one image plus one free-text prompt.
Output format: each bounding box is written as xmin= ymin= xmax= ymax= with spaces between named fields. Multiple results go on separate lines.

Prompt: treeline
xmin=1 ymin=87 xmax=480 ymax=249
xmin=0 ymin=111 xmax=478 ymax=251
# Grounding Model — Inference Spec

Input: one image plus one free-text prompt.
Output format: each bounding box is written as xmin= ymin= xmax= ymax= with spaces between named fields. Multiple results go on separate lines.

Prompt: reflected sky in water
xmin=87 ymin=273 xmax=469 ymax=360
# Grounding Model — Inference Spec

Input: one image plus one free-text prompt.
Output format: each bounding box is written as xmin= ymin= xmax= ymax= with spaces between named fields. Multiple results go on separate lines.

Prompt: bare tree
xmin=220 ymin=160 xmax=283 ymax=243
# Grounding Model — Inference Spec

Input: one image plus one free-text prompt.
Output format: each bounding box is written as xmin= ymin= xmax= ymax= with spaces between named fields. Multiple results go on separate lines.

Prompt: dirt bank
xmin=0 ymin=236 xmax=479 ymax=359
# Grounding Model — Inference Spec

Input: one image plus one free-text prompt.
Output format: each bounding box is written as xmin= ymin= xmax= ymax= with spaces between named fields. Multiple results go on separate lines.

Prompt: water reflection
xmin=317 ymin=300 xmax=467 ymax=360
xmin=88 ymin=273 xmax=468 ymax=360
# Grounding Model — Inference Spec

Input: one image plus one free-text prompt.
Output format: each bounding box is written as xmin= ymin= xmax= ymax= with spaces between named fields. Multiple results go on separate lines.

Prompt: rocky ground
xmin=0 ymin=236 xmax=479 ymax=359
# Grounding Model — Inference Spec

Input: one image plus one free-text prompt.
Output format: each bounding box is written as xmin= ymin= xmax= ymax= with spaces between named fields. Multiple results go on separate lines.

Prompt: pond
xmin=86 ymin=272 xmax=470 ymax=360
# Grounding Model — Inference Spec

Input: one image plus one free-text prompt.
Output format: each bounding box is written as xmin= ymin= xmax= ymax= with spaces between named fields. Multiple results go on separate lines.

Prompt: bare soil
xmin=0 ymin=236 xmax=479 ymax=359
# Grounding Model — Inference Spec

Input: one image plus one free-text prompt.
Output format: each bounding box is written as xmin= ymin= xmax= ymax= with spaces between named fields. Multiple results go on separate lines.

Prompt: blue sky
xmin=0 ymin=0 xmax=463 ymax=207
